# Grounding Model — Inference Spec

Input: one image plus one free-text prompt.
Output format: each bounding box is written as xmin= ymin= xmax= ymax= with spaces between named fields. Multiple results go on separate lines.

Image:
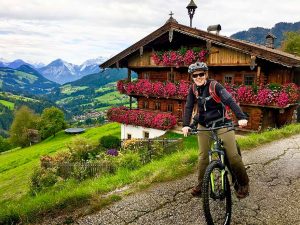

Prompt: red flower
xmin=107 ymin=107 xmax=177 ymax=130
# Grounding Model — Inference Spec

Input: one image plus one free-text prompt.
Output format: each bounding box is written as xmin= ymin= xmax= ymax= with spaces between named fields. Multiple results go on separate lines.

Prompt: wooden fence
xmin=45 ymin=138 xmax=183 ymax=179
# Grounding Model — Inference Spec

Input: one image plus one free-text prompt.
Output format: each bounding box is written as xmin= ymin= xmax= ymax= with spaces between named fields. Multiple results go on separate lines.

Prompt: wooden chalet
xmin=100 ymin=16 xmax=300 ymax=138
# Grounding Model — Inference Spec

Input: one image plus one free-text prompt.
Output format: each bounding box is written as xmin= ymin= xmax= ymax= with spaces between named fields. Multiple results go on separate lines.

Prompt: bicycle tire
xmin=202 ymin=161 xmax=232 ymax=225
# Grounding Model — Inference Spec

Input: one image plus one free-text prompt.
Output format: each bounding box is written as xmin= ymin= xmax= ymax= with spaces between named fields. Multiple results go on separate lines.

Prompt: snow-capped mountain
xmin=38 ymin=59 xmax=80 ymax=84
xmin=0 ymin=57 xmax=107 ymax=84
xmin=79 ymin=56 xmax=105 ymax=76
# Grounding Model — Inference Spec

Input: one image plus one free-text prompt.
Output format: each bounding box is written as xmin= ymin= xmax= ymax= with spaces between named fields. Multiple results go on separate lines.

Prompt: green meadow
xmin=1 ymin=122 xmax=300 ymax=224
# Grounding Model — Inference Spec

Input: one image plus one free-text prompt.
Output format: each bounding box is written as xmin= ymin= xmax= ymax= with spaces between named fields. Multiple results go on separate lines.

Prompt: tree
xmin=39 ymin=107 xmax=66 ymax=139
xmin=0 ymin=136 xmax=12 ymax=153
xmin=281 ymin=31 xmax=300 ymax=56
xmin=9 ymin=106 xmax=39 ymax=147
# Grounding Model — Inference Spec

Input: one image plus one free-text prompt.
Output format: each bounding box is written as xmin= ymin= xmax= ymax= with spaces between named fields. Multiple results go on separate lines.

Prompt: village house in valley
xmin=100 ymin=4 xmax=300 ymax=139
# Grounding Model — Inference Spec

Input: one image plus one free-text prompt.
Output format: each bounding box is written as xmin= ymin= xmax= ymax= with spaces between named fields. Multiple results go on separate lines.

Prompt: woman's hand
xmin=182 ymin=126 xmax=191 ymax=137
xmin=238 ymin=119 xmax=248 ymax=128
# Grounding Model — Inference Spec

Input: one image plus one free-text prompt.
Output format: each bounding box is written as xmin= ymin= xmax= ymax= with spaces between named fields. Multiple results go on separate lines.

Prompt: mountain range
xmin=230 ymin=21 xmax=300 ymax=48
xmin=0 ymin=57 xmax=106 ymax=84
xmin=0 ymin=65 xmax=60 ymax=95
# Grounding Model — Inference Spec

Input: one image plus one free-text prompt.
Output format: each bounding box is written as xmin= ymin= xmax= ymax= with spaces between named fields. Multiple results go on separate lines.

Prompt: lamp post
xmin=186 ymin=0 xmax=197 ymax=27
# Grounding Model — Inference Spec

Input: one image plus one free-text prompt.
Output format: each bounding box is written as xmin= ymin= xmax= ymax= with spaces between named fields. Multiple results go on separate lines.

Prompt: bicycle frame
xmin=191 ymin=122 xmax=235 ymax=199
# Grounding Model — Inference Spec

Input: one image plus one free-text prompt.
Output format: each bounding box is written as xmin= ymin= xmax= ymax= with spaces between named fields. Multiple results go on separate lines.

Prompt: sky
xmin=0 ymin=0 xmax=299 ymax=65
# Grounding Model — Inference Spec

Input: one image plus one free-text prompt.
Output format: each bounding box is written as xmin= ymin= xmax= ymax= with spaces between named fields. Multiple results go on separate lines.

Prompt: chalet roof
xmin=100 ymin=21 xmax=300 ymax=68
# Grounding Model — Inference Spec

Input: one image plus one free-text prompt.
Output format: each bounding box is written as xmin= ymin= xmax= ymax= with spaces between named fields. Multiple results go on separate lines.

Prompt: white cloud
xmin=0 ymin=0 xmax=299 ymax=64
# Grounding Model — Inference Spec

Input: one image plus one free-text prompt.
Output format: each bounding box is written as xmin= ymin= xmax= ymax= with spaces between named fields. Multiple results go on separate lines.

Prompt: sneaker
xmin=235 ymin=184 xmax=249 ymax=199
xmin=191 ymin=186 xmax=202 ymax=197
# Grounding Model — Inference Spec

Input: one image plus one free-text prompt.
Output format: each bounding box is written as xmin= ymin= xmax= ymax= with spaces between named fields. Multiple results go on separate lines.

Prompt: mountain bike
xmin=190 ymin=122 xmax=240 ymax=225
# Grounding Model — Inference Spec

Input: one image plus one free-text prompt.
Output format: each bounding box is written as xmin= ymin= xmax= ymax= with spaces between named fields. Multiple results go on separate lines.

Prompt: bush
xmin=67 ymin=137 xmax=100 ymax=161
xmin=99 ymin=135 xmax=120 ymax=149
xmin=0 ymin=136 xmax=12 ymax=153
xmin=30 ymin=167 xmax=60 ymax=195
xmin=118 ymin=152 xmax=142 ymax=170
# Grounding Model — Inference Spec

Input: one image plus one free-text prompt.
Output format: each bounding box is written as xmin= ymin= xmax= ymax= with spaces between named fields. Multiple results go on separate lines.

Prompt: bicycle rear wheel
xmin=202 ymin=161 xmax=232 ymax=225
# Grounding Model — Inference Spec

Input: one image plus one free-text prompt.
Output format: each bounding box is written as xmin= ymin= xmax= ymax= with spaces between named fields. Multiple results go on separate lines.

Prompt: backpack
xmin=191 ymin=80 xmax=232 ymax=120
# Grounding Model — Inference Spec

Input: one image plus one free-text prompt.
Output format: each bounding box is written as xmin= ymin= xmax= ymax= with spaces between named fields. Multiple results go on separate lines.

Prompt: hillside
xmin=0 ymin=123 xmax=121 ymax=222
xmin=50 ymin=69 xmax=137 ymax=116
xmin=230 ymin=21 xmax=300 ymax=47
xmin=0 ymin=65 xmax=59 ymax=95
xmin=0 ymin=92 xmax=60 ymax=136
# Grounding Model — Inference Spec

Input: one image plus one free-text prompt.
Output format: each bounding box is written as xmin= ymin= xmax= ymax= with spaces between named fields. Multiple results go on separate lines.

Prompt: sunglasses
xmin=191 ymin=72 xmax=206 ymax=78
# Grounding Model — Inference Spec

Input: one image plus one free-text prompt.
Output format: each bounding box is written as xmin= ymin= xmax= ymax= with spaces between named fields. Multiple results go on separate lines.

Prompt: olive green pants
xmin=196 ymin=125 xmax=249 ymax=188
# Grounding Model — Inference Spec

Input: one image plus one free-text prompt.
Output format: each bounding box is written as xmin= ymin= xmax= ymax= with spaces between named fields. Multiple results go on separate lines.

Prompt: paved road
xmin=47 ymin=135 xmax=300 ymax=225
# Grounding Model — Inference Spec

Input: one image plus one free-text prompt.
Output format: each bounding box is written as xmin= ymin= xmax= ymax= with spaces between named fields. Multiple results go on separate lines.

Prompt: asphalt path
xmin=43 ymin=134 xmax=300 ymax=225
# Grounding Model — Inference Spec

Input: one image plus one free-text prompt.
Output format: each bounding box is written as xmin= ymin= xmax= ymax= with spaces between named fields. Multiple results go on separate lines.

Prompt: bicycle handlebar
xmin=189 ymin=123 xmax=237 ymax=135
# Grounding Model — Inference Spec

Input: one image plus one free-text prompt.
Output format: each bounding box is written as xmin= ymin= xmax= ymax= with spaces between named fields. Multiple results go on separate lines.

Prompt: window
xmin=224 ymin=74 xmax=234 ymax=84
xmin=167 ymin=72 xmax=175 ymax=82
xmin=167 ymin=104 xmax=173 ymax=112
xmin=244 ymin=74 xmax=255 ymax=86
xmin=144 ymin=72 xmax=150 ymax=79
xmin=144 ymin=131 xmax=149 ymax=139
xmin=143 ymin=101 xmax=149 ymax=109
xmin=127 ymin=134 xmax=132 ymax=139
xmin=155 ymin=102 xmax=161 ymax=110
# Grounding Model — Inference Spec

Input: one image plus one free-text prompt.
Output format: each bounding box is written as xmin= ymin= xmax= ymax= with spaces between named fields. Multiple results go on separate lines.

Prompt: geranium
xmin=151 ymin=47 xmax=209 ymax=67
xmin=153 ymin=81 xmax=164 ymax=97
xmin=124 ymin=82 xmax=135 ymax=95
xmin=183 ymin=49 xmax=196 ymax=65
xmin=117 ymin=80 xmax=191 ymax=99
xmin=276 ymin=91 xmax=289 ymax=107
xmin=135 ymin=79 xmax=152 ymax=97
xmin=257 ymin=88 xmax=273 ymax=105
xmin=164 ymin=82 xmax=177 ymax=98
xmin=237 ymin=85 xmax=257 ymax=104
xmin=177 ymin=80 xmax=190 ymax=99
xmin=107 ymin=107 xmax=177 ymax=130
xmin=117 ymin=80 xmax=126 ymax=93
xmin=152 ymin=52 xmax=162 ymax=65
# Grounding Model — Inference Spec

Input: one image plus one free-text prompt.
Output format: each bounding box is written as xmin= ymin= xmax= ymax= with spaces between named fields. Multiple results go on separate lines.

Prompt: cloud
xmin=0 ymin=0 xmax=299 ymax=64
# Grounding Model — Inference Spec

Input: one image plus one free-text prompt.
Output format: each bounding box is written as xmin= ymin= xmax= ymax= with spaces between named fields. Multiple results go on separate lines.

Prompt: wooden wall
xmin=207 ymin=46 xmax=251 ymax=66
xmin=137 ymin=97 xmax=183 ymax=121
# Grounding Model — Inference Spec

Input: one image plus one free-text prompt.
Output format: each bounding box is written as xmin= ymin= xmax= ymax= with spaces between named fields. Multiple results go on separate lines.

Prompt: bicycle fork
xmin=209 ymin=148 xmax=227 ymax=199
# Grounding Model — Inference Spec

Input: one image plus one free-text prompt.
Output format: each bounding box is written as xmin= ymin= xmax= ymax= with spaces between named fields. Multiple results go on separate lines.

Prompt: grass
xmin=237 ymin=123 xmax=300 ymax=149
xmin=0 ymin=123 xmax=120 ymax=204
xmin=60 ymin=85 xmax=89 ymax=95
xmin=1 ymin=122 xmax=300 ymax=224
xmin=0 ymin=100 xmax=14 ymax=110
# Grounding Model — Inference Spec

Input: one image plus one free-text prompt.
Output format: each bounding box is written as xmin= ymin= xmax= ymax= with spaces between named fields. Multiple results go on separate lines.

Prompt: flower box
xmin=151 ymin=47 xmax=209 ymax=67
xmin=225 ymin=82 xmax=299 ymax=108
xmin=107 ymin=107 xmax=177 ymax=130
xmin=117 ymin=79 xmax=190 ymax=99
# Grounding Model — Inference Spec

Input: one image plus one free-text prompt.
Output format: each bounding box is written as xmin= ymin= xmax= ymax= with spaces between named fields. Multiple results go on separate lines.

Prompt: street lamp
xmin=186 ymin=0 xmax=197 ymax=27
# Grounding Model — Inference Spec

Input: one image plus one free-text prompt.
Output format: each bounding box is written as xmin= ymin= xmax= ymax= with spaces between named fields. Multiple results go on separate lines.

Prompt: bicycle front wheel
xmin=202 ymin=161 xmax=232 ymax=225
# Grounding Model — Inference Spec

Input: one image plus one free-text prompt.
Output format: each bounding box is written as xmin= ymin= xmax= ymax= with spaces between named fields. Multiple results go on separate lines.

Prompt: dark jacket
xmin=183 ymin=79 xmax=247 ymax=127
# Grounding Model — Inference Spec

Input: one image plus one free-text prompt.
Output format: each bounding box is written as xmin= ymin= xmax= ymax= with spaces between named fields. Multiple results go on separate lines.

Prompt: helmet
xmin=188 ymin=62 xmax=208 ymax=73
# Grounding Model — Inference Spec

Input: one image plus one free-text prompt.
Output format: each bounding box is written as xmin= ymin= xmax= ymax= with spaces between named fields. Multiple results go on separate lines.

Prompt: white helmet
xmin=188 ymin=62 xmax=208 ymax=73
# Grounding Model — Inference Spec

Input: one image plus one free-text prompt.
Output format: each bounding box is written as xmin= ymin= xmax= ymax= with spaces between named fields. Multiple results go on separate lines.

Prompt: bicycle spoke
xmin=203 ymin=161 xmax=232 ymax=225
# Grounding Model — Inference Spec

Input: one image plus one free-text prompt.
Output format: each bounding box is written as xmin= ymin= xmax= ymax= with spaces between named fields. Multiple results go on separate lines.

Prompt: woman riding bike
xmin=182 ymin=62 xmax=249 ymax=199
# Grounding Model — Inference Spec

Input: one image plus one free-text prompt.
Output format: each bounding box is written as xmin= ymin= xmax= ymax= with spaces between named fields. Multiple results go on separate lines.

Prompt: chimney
xmin=265 ymin=33 xmax=277 ymax=49
xmin=207 ymin=24 xmax=221 ymax=35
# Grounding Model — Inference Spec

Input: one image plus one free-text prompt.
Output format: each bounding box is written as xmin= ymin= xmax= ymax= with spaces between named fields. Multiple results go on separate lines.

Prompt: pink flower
xmin=164 ymin=82 xmax=177 ymax=98
xmin=107 ymin=107 xmax=177 ymax=130
xmin=276 ymin=92 xmax=289 ymax=107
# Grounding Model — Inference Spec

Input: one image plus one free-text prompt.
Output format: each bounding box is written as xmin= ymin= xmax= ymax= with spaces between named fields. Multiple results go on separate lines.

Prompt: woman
xmin=182 ymin=62 xmax=249 ymax=199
